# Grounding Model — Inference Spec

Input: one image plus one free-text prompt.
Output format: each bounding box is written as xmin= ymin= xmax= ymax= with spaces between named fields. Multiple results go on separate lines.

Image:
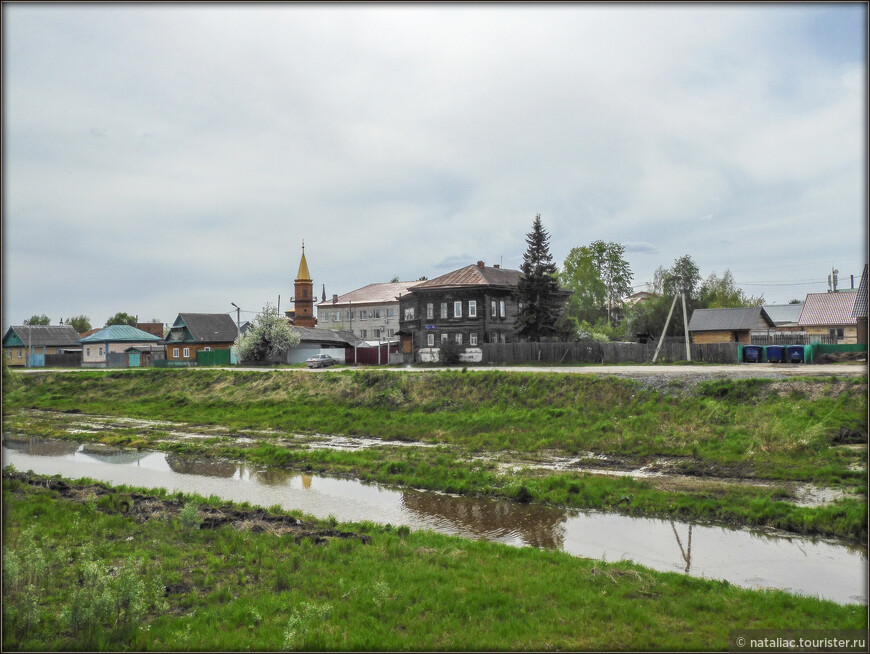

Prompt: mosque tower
xmin=288 ymin=242 xmax=316 ymax=328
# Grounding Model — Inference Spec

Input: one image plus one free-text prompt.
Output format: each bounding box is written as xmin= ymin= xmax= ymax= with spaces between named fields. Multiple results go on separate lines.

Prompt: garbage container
xmin=786 ymin=345 xmax=805 ymax=363
xmin=743 ymin=345 xmax=763 ymax=363
xmin=766 ymin=345 xmax=786 ymax=363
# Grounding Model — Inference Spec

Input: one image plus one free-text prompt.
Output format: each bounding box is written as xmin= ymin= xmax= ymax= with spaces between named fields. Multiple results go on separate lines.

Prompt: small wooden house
xmin=3 ymin=325 xmax=82 ymax=366
xmin=164 ymin=313 xmax=238 ymax=363
xmin=79 ymin=325 xmax=163 ymax=367
xmin=688 ymin=307 xmax=776 ymax=344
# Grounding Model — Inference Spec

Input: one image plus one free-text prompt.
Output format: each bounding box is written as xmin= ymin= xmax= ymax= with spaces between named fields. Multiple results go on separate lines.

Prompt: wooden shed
xmin=688 ymin=307 xmax=776 ymax=345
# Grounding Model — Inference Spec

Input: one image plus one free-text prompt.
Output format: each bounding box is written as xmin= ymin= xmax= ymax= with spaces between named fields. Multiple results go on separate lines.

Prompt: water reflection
xmin=2 ymin=438 xmax=866 ymax=605
xmin=165 ymin=454 xmax=237 ymax=478
xmin=3 ymin=436 xmax=80 ymax=457
xmin=401 ymin=491 xmax=567 ymax=550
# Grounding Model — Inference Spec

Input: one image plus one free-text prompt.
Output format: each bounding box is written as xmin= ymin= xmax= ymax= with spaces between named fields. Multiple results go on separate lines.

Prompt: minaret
xmin=291 ymin=242 xmax=316 ymax=328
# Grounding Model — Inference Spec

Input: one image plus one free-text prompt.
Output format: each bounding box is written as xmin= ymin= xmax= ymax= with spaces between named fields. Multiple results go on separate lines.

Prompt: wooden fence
xmin=479 ymin=341 xmax=738 ymax=365
xmin=750 ymin=333 xmax=839 ymax=345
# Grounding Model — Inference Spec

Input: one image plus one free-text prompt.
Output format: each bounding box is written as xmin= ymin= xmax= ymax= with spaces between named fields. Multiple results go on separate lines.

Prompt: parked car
xmin=305 ymin=353 xmax=337 ymax=369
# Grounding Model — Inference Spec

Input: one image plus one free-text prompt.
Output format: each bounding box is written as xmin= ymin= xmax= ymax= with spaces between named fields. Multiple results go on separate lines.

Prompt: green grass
xmin=3 ymin=368 xmax=867 ymax=540
xmin=2 ymin=472 xmax=865 ymax=651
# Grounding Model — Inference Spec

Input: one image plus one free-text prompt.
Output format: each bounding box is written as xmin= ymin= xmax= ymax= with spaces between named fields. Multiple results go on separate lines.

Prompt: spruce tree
xmin=516 ymin=214 xmax=562 ymax=341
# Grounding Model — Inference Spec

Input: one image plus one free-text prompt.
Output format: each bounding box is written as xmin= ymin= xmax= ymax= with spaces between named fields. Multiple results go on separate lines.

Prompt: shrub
xmin=438 ymin=339 xmax=464 ymax=365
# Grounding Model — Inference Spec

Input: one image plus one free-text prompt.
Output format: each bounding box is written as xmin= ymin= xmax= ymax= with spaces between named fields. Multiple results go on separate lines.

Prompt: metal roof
xmin=414 ymin=264 xmax=522 ymax=290
xmin=79 ymin=325 xmax=163 ymax=343
xmin=798 ymin=292 xmax=858 ymax=327
xmin=317 ymin=281 xmax=424 ymax=307
xmin=291 ymin=327 xmax=361 ymax=346
xmin=762 ymin=303 xmax=804 ymax=326
xmin=687 ymin=307 xmax=776 ymax=332
xmin=853 ymin=265 xmax=868 ymax=319
xmin=3 ymin=325 xmax=83 ymax=348
xmin=170 ymin=313 xmax=238 ymax=343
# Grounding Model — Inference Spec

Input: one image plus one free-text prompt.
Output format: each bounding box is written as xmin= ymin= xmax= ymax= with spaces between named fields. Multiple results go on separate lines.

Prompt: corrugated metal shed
xmin=3 ymin=325 xmax=83 ymax=348
xmin=291 ymin=327 xmax=360 ymax=346
xmin=798 ymin=292 xmax=858 ymax=327
xmin=688 ymin=307 xmax=775 ymax=332
xmin=852 ymin=265 xmax=868 ymax=319
xmin=79 ymin=325 xmax=163 ymax=343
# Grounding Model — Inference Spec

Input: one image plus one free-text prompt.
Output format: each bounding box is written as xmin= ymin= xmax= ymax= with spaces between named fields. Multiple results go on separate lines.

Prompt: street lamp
xmin=230 ymin=303 xmax=241 ymax=365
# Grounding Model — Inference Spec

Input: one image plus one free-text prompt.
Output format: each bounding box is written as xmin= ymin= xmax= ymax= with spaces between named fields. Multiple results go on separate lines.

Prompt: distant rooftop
xmin=317 ymin=281 xmax=424 ymax=307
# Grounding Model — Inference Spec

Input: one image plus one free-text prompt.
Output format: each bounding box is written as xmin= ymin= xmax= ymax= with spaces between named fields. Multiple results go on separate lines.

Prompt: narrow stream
xmin=2 ymin=437 xmax=866 ymax=605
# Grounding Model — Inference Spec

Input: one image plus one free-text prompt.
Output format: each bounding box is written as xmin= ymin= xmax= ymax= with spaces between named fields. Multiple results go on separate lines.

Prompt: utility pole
xmin=681 ymin=292 xmax=691 ymax=362
xmin=231 ymin=303 xmax=241 ymax=365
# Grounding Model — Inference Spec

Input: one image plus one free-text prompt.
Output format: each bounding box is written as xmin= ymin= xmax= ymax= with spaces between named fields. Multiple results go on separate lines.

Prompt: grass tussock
xmin=3 ymin=472 xmax=865 ymax=652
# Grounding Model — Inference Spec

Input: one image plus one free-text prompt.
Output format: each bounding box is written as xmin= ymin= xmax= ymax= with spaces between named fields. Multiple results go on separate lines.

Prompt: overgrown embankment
xmin=3 ymin=368 xmax=867 ymax=539
xmin=3 ymin=471 xmax=865 ymax=651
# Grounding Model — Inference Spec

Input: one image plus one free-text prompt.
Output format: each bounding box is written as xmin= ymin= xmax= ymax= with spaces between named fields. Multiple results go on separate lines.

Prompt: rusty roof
xmin=317 ymin=281 xmax=424 ymax=307
xmin=798 ymin=292 xmax=858 ymax=327
xmin=414 ymin=264 xmax=521 ymax=290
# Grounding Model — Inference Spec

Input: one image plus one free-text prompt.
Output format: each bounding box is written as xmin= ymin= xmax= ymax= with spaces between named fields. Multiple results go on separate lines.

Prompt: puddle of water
xmin=2 ymin=436 xmax=866 ymax=605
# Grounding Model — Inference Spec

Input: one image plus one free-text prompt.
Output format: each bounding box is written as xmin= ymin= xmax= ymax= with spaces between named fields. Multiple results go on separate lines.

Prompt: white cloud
xmin=2 ymin=3 xmax=866 ymax=325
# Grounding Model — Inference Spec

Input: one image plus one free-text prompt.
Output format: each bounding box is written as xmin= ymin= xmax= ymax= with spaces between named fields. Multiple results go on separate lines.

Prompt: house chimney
xmin=332 ymin=294 xmax=338 ymax=304
xmin=477 ymin=261 xmax=485 ymax=268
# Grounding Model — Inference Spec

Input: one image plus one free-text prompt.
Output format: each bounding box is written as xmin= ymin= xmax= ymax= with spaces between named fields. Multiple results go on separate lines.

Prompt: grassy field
xmin=2 ymin=471 xmax=865 ymax=652
xmin=3 ymin=368 xmax=867 ymax=541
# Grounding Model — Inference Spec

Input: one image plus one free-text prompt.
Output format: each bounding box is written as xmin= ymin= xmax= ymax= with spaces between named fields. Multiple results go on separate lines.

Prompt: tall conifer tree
xmin=516 ymin=214 xmax=562 ymax=341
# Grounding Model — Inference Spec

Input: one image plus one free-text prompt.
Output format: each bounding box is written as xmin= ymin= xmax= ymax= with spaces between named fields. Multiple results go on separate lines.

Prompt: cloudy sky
xmin=2 ymin=3 xmax=867 ymax=329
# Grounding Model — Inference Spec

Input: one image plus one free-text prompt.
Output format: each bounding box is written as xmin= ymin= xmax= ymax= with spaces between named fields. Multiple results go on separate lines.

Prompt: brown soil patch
xmin=4 ymin=470 xmax=370 ymax=545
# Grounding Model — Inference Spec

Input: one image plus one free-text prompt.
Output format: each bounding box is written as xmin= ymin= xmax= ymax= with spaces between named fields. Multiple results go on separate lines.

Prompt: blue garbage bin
xmin=786 ymin=345 xmax=805 ymax=363
xmin=766 ymin=345 xmax=786 ymax=363
xmin=743 ymin=345 xmax=763 ymax=363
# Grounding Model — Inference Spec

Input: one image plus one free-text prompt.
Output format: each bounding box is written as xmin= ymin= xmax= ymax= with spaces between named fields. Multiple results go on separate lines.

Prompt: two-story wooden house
xmin=398 ymin=261 xmax=524 ymax=363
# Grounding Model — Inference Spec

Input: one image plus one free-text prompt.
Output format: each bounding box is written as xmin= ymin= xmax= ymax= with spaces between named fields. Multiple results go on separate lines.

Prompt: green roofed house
xmin=79 ymin=325 xmax=163 ymax=368
xmin=164 ymin=313 xmax=238 ymax=363
xmin=3 ymin=325 xmax=82 ymax=367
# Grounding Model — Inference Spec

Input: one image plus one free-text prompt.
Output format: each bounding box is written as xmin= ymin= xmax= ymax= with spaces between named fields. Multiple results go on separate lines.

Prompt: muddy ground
xmin=3 ymin=468 xmax=371 ymax=545
xmin=5 ymin=407 xmax=864 ymax=509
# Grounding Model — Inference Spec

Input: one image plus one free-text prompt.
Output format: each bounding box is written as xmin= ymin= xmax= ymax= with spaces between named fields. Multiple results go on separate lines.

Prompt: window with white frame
xmin=454 ymin=301 xmax=462 ymax=318
xmin=491 ymin=332 xmax=497 ymax=343
xmin=360 ymin=310 xmax=367 ymax=321
xmin=373 ymin=328 xmax=381 ymax=338
xmin=18 ymin=348 xmax=23 ymax=358
xmin=440 ymin=302 xmax=448 ymax=319
xmin=427 ymin=333 xmax=434 ymax=347
xmin=491 ymin=300 xmax=497 ymax=318
xmin=441 ymin=333 xmax=449 ymax=343
xmin=500 ymin=333 xmax=506 ymax=343
xmin=5 ymin=350 xmax=10 ymax=359
xmin=404 ymin=307 xmax=415 ymax=320
xmin=469 ymin=300 xmax=477 ymax=318
xmin=388 ymin=329 xmax=394 ymax=337
xmin=374 ymin=309 xmax=381 ymax=319
xmin=183 ymin=347 xmax=190 ymax=358
xmin=86 ymin=347 xmax=90 ymax=357
xmin=387 ymin=308 xmax=395 ymax=318
xmin=360 ymin=329 xmax=367 ymax=339
xmin=99 ymin=347 xmax=103 ymax=356
xmin=469 ymin=333 xmax=478 ymax=346
xmin=455 ymin=333 xmax=463 ymax=345
xmin=426 ymin=303 xmax=434 ymax=320
xmin=173 ymin=347 xmax=179 ymax=358
xmin=499 ymin=300 xmax=505 ymax=318
xmin=204 ymin=347 xmax=211 ymax=352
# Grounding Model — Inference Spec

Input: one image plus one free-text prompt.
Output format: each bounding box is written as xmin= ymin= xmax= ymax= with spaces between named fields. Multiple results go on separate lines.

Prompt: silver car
xmin=305 ymin=353 xmax=337 ymax=368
